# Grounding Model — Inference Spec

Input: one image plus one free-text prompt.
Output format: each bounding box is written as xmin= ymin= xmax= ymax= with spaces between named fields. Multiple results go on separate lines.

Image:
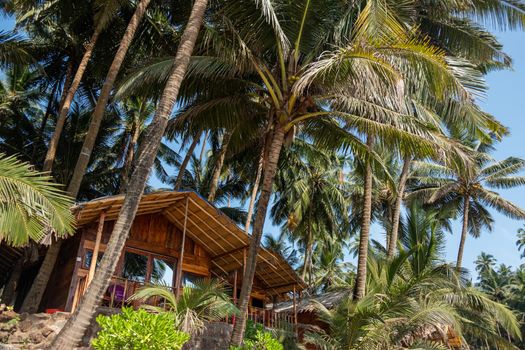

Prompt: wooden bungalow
xmin=35 ymin=191 xmax=305 ymax=326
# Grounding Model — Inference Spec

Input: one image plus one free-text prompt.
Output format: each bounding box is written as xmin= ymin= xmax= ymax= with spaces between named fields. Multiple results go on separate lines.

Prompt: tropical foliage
xmin=0 ymin=0 xmax=525 ymax=348
xmin=0 ymin=154 xmax=74 ymax=246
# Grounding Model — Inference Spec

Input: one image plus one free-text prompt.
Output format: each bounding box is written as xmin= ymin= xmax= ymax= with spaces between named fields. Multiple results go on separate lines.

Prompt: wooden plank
xmin=87 ymin=211 xmax=105 ymax=286
xmin=175 ymin=196 xmax=189 ymax=299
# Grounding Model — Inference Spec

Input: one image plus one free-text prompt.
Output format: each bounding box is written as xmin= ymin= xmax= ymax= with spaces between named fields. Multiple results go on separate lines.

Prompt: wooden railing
xmin=246 ymin=307 xmax=295 ymax=329
xmin=73 ymin=275 xmax=176 ymax=310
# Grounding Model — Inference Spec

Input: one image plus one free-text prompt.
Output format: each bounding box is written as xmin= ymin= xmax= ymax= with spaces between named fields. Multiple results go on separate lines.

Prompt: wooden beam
xmin=87 ymin=211 xmax=105 ymax=286
xmin=293 ymin=284 xmax=297 ymax=329
xmin=233 ymin=269 xmax=238 ymax=305
xmin=211 ymin=246 xmax=248 ymax=261
xmin=175 ymin=196 xmax=189 ymax=299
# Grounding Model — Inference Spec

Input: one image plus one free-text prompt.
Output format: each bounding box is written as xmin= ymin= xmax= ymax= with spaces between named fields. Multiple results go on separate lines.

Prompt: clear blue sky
xmin=2 ymin=17 xmax=524 ymax=275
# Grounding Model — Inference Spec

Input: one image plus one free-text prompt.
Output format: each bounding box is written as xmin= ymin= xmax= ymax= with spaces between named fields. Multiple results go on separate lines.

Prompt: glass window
xmin=182 ymin=273 xmax=202 ymax=288
xmin=83 ymin=250 xmax=103 ymax=269
xmin=150 ymin=257 xmax=176 ymax=287
xmin=122 ymin=251 xmax=148 ymax=283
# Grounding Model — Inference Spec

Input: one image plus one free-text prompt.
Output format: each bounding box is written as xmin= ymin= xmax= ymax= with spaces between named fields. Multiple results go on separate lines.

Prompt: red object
xmin=45 ymin=308 xmax=62 ymax=314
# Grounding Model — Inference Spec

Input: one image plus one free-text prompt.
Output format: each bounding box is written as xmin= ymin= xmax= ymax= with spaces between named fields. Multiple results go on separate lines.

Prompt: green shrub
xmin=92 ymin=307 xmax=190 ymax=350
xmin=230 ymin=321 xmax=284 ymax=350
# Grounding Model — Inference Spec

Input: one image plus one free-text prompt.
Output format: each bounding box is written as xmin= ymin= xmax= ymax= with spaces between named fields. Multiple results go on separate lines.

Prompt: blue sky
xmin=2 ymin=17 xmax=524 ymax=276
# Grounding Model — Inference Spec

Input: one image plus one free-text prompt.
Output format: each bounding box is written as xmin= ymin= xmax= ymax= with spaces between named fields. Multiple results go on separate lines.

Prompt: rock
xmin=41 ymin=326 xmax=54 ymax=338
xmin=8 ymin=331 xmax=27 ymax=344
xmin=18 ymin=319 xmax=33 ymax=332
xmin=29 ymin=331 xmax=45 ymax=344
xmin=0 ymin=330 xmax=11 ymax=343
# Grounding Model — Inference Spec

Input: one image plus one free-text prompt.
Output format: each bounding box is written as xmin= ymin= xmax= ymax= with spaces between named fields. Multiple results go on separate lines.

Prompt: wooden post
xmin=232 ymin=269 xmax=238 ymax=325
xmin=293 ymin=284 xmax=298 ymax=336
xmin=87 ymin=211 xmax=106 ymax=286
xmin=175 ymin=196 xmax=189 ymax=299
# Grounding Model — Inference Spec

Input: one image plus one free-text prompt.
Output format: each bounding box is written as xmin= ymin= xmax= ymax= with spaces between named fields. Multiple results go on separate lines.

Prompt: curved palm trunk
xmin=174 ymin=132 xmax=202 ymax=190
xmin=42 ymin=24 xmax=103 ymax=173
xmin=354 ymin=136 xmax=374 ymax=300
xmin=208 ymin=131 xmax=232 ymax=202
xmin=67 ymin=0 xmax=152 ymax=197
xmin=230 ymin=126 xmax=285 ymax=346
xmin=387 ymin=156 xmax=411 ymax=258
xmin=119 ymin=122 xmax=141 ymax=194
xmin=245 ymin=145 xmax=265 ymax=232
xmin=456 ymin=195 xmax=470 ymax=271
xmin=20 ymin=240 xmax=62 ymax=313
xmin=48 ymin=1 xmax=208 ymax=348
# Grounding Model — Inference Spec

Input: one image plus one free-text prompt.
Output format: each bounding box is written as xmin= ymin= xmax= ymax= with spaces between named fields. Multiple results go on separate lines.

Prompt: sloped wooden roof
xmin=74 ymin=191 xmax=305 ymax=295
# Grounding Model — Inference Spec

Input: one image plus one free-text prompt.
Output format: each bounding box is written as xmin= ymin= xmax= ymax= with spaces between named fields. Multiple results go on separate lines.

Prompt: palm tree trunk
xmin=456 ymin=195 xmax=470 ymax=271
xmin=67 ymin=0 xmax=152 ymax=197
xmin=119 ymin=122 xmax=141 ymax=194
xmin=42 ymin=24 xmax=103 ymax=173
xmin=48 ymin=1 xmax=208 ymax=348
xmin=230 ymin=126 xmax=285 ymax=346
xmin=208 ymin=131 xmax=232 ymax=202
xmin=245 ymin=145 xmax=265 ymax=232
xmin=1 ymin=258 xmax=23 ymax=306
xmin=387 ymin=156 xmax=411 ymax=258
xmin=33 ymin=60 xmax=74 ymax=165
xmin=21 ymin=11 xmax=146 ymax=309
xmin=354 ymin=136 xmax=374 ymax=300
xmin=20 ymin=240 xmax=62 ymax=313
xmin=198 ymin=129 xmax=209 ymax=163
xmin=174 ymin=132 xmax=202 ymax=190
xmin=31 ymin=82 xmax=59 ymax=164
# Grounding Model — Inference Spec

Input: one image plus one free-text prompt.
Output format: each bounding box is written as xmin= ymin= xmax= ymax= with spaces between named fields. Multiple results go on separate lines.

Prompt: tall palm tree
xmin=49 ymin=0 xmax=209 ymax=347
xmin=410 ymin=147 xmax=525 ymax=270
xmin=67 ymin=0 xmax=153 ymax=196
xmin=37 ymin=0 xmax=126 ymax=172
xmin=271 ymin=139 xmax=349 ymax=284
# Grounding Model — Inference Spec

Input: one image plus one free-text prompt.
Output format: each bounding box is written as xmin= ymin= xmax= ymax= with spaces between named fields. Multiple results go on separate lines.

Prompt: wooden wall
xmin=81 ymin=213 xmax=211 ymax=276
xmin=40 ymin=233 xmax=81 ymax=311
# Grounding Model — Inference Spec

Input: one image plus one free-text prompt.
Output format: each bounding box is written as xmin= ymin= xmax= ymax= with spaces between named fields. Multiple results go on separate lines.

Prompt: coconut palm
xmin=516 ymin=225 xmax=525 ymax=258
xmin=0 ymin=30 xmax=32 ymax=67
xmin=130 ymin=278 xmax=238 ymax=334
xmin=409 ymin=146 xmax=525 ymax=270
xmin=271 ymin=138 xmax=350 ymax=284
xmin=305 ymin=206 xmax=521 ymax=349
xmin=66 ymin=0 xmax=153 ymax=197
xmin=49 ymin=1 xmax=209 ymax=347
xmin=0 ymin=154 xmax=74 ymax=247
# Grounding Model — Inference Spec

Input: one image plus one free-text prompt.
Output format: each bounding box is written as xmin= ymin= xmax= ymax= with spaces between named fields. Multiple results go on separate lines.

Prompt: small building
xmin=2 ymin=191 xmax=305 ymax=326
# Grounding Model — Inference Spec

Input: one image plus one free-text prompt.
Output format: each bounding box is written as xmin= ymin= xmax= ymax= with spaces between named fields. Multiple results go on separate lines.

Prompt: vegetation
xmin=130 ymin=278 xmax=238 ymax=334
xmin=0 ymin=154 xmax=74 ymax=246
xmin=1 ymin=0 xmax=525 ymax=349
xmin=92 ymin=307 xmax=190 ymax=350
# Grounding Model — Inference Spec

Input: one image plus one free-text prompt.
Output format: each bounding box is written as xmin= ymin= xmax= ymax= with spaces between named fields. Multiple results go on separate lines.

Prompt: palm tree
xmin=271 ymin=139 xmax=349 ymax=284
xmin=130 ymin=279 xmax=238 ymax=334
xmin=306 ymin=206 xmax=521 ymax=349
xmin=49 ymin=0 xmax=209 ymax=347
xmin=0 ymin=154 xmax=74 ymax=246
xmin=36 ymin=0 xmax=126 ymax=172
xmin=0 ymin=30 xmax=32 ymax=67
xmin=517 ymin=225 xmax=525 ymax=258
xmin=66 ymin=0 xmax=153 ymax=197
xmin=410 ymin=147 xmax=525 ymax=270
xmin=475 ymin=252 xmax=497 ymax=275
